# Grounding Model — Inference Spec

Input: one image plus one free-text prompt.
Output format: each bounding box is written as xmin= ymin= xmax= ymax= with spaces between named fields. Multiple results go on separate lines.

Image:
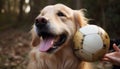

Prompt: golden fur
xmin=28 ymin=4 xmax=89 ymax=69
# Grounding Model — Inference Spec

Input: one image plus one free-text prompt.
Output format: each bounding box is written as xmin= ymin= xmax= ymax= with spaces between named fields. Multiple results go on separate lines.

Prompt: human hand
xmin=102 ymin=44 xmax=120 ymax=66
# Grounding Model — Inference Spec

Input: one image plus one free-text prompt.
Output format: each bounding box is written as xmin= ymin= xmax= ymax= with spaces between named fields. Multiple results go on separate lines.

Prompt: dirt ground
xmin=0 ymin=28 xmax=31 ymax=69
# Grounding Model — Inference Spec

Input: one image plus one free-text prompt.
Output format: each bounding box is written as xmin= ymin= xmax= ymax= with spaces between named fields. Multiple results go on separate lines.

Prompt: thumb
xmin=113 ymin=44 xmax=120 ymax=52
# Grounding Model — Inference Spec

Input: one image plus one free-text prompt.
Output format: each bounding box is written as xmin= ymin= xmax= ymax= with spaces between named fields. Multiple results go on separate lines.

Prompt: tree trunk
xmin=18 ymin=0 xmax=24 ymax=22
xmin=75 ymin=0 xmax=82 ymax=9
xmin=101 ymin=7 xmax=106 ymax=29
xmin=48 ymin=0 xmax=55 ymax=5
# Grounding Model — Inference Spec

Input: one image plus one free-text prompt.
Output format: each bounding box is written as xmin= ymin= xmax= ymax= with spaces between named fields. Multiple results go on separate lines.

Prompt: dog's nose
xmin=35 ymin=17 xmax=48 ymax=27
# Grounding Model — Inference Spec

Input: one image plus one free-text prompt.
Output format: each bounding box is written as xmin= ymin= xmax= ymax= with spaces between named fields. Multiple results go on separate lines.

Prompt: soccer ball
xmin=73 ymin=25 xmax=110 ymax=62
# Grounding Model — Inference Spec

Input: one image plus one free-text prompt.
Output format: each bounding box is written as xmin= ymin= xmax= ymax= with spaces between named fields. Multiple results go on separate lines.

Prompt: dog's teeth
xmin=53 ymin=46 xmax=57 ymax=48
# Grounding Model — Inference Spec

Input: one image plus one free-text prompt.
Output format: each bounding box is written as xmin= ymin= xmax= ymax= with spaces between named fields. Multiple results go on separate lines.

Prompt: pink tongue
xmin=39 ymin=38 xmax=54 ymax=52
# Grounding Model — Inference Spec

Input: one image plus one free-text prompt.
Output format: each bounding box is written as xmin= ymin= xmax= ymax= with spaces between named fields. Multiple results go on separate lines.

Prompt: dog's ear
xmin=74 ymin=9 xmax=88 ymax=28
xmin=31 ymin=29 xmax=40 ymax=46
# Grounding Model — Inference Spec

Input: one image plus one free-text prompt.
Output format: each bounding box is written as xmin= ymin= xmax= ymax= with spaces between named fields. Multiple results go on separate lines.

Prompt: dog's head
xmin=31 ymin=4 xmax=88 ymax=53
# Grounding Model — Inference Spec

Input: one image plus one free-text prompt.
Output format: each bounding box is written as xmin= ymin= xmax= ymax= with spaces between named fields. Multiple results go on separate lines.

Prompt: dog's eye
xmin=57 ymin=11 xmax=66 ymax=17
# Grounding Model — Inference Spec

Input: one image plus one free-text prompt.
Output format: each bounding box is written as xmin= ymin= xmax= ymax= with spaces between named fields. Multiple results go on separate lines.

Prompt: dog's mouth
xmin=38 ymin=32 xmax=67 ymax=52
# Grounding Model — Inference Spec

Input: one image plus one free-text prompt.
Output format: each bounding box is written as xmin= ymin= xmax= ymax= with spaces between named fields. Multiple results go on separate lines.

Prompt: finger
xmin=102 ymin=57 xmax=109 ymax=61
xmin=105 ymin=56 xmax=120 ymax=66
xmin=105 ymin=54 xmax=118 ymax=62
xmin=102 ymin=57 xmax=113 ymax=63
xmin=104 ymin=52 xmax=114 ymax=57
xmin=104 ymin=53 xmax=114 ymax=59
xmin=113 ymin=44 xmax=120 ymax=52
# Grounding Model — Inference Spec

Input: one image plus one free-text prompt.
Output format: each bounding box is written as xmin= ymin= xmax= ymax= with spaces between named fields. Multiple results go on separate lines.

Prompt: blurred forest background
xmin=0 ymin=0 xmax=120 ymax=69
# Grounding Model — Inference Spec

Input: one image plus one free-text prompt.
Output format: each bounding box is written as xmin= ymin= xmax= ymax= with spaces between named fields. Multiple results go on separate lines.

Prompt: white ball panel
xmin=83 ymin=34 xmax=103 ymax=53
xmin=79 ymin=25 xmax=99 ymax=35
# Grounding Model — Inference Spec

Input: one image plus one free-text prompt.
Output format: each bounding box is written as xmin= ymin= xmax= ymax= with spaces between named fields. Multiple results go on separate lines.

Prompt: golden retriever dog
xmin=27 ymin=4 xmax=89 ymax=69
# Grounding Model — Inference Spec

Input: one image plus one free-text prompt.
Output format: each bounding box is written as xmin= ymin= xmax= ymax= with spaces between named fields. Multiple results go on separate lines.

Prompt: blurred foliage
xmin=82 ymin=0 xmax=120 ymax=38
xmin=0 ymin=0 xmax=120 ymax=38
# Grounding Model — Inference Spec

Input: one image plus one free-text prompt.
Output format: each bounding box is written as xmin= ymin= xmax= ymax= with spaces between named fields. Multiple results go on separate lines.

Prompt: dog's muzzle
xmin=34 ymin=16 xmax=67 ymax=53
